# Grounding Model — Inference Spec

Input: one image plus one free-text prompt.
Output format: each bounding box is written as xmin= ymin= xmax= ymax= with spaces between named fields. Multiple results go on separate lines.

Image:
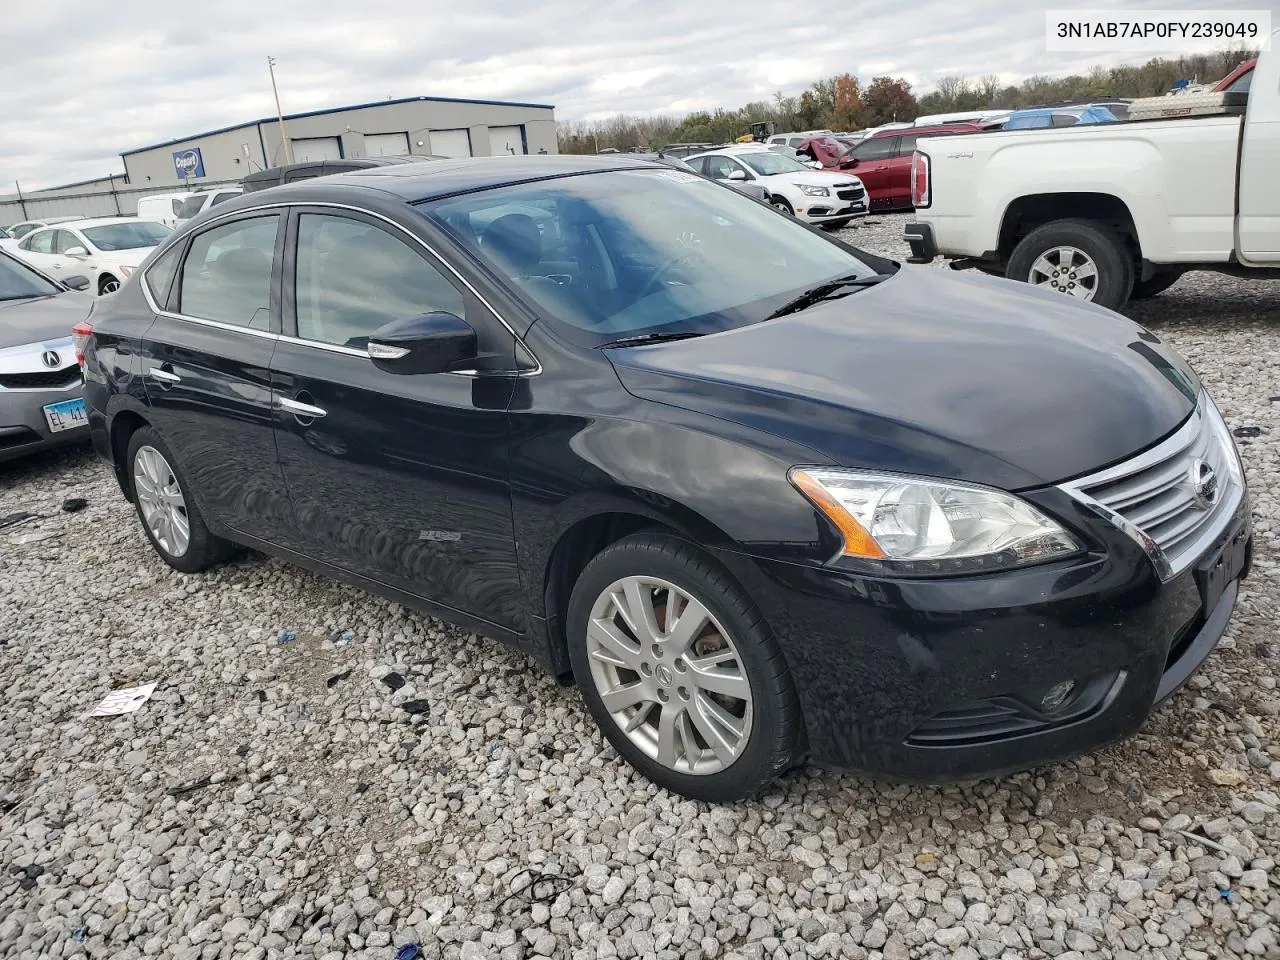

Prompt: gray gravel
xmin=2 ymin=211 xmax=1278 ymax=959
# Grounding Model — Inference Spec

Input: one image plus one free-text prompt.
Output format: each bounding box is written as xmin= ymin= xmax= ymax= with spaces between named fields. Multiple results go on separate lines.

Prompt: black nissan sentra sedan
xmin=80 ymin=156 xmax=1250 ymax=801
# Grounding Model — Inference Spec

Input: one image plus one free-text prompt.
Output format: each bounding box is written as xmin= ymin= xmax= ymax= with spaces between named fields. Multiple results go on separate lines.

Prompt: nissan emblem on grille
xmin=1190 ymin=458 xmax=1218 ymax=509
xmin=41 ymin=350 xmax=61 ymax=369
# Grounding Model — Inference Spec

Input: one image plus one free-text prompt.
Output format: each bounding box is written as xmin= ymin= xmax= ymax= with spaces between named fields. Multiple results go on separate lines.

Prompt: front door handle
xmin=276 ymin=396 xmax=327 ymax=419
xmin=148 ymin=367 xmax=181 ymax=384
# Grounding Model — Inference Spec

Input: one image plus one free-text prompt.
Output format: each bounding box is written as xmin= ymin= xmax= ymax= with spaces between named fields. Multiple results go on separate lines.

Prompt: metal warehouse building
xmin=124 ymin=94 xmax=558 ymax=187
xmin=1 ymin=94 xmax=557 ymax=221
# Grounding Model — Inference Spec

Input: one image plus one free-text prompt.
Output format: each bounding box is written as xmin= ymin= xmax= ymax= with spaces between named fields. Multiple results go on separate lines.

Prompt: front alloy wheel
xmin=567 ymin=532 xmax=800 ymax=801
xmin=586 ymin=575 xmax=753 ymax=775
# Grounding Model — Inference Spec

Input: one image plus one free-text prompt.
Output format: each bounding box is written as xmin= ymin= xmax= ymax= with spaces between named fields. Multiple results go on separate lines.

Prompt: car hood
xmin=760 ymin=170 xmax=861 ymax=188
xmin=0 ymin=292 xmax=93 ymax=349
xmin=607 ymin=267 xmax=1199 ymax=490
xmin=93 ymin=246 xmax=156 ymax=266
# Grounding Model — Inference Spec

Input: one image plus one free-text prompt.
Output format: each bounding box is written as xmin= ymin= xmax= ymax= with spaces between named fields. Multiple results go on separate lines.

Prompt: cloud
xmin=1 ymin=0 xmax=1269 ymax=190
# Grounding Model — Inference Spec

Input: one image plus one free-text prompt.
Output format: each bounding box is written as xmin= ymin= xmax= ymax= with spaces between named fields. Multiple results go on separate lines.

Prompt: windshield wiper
xmin=601 ymin=331 xmax=707 ymax=348
xmin=765 ymin=273 xmax=895 ymax=320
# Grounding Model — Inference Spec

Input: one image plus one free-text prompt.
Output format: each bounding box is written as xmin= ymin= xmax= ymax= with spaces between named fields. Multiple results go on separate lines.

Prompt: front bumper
xmin=800 ymin=185 xmax=869 ymax=223
xmin=715 ymin=496 xmax=1250 ymax=781
xmin=0 ymin=383 xmax=88 ymax=464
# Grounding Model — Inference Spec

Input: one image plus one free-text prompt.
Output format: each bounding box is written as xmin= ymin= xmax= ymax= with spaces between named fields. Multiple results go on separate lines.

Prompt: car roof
xmin=222 ymin=155 xmax=665 ymax=206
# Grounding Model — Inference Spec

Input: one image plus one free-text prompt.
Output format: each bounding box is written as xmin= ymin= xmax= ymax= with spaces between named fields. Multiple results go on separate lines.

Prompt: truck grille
xmin=1060 ymin=401 xmax=1243 ymax=580
xmin=0 ymin=369 xmax=82 ymax=390
xmin=836 ymin=186 xmax=865 ymax=202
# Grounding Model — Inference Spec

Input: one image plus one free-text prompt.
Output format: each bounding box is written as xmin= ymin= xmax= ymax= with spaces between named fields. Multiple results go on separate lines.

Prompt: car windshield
xmin=82 ymin=222 xmax=171 ymax=251
xmin=0 ymin=252 xmax=62 ymax=300
xmin=423 ymin=169 xmax=877 ymax=345
xmin=738 ymin=152 xmax=812 ymax=176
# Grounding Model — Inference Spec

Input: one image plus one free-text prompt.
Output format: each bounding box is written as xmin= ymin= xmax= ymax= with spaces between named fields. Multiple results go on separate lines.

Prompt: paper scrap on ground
xmin=87 ymin=683 xmax=157 ymax=717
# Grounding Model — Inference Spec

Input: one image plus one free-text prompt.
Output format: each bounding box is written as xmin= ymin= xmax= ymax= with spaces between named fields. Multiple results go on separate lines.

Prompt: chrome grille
xmin=1060 ymin=400 xmax=1244 ymax=580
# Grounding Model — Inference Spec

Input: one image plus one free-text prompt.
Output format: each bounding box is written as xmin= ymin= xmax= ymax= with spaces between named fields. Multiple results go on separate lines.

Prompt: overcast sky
xmin=2 ymin=0 xmax=1273 ymax=190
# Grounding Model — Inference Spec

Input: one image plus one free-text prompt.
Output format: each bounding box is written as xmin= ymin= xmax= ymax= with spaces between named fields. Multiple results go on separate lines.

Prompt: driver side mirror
xmin=845 ymin=156 xmax=860 ymax=167
xmin=727 ymin=169 xmax=748 ymax=181
xmin=63 ymin=275 xmax=90 ymax=291
xmin=65 ymin=246 xmax=89 ymax=259
xmin=367 ymin=311 xmax=477 ymax=375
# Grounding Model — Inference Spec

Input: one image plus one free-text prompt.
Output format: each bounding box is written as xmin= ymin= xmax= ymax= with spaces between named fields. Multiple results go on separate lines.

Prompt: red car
xmin=1215 ymin=58 xmax=1256 ymax=93
xmin=811 ymin=123 xmax=983 ymax=211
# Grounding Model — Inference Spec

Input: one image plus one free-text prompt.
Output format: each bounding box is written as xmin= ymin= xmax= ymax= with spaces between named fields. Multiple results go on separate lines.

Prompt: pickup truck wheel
xmin=1007 ymin=220 xmax=1134 ymax=310
xmin=1131 ymin=267 xmax=1183 ymax=300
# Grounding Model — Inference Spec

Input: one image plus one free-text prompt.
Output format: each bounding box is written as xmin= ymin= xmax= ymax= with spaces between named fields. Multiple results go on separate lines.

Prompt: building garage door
xmin=429 ymin=129 xmax=472 ymax=158
xmin=490 ymin=126 xmax=527 ymax=155
xmin=291 ymin=137 xmax=342 ymax=162
xmin=364 ymin=133 xmax=409 ymax=157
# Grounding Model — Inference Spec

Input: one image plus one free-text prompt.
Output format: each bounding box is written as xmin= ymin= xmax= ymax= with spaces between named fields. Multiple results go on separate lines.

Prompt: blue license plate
xmin=43 ymin=398 xmax=87 ymax=434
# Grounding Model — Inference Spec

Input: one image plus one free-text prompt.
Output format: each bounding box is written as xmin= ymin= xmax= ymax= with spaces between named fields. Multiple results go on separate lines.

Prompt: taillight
xmin=911 ymin=151 xmax=930 ymax=208
xmin=71 ymin=322 xmax=92 ymax=369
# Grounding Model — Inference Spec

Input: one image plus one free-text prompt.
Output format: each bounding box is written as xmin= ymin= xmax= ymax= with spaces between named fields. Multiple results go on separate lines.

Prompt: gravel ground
xmin=2 ymin=211 xmax=1279 ymax=960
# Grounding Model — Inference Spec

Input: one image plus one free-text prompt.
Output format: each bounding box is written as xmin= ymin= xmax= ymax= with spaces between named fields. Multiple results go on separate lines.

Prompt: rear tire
xmin=567 ymin=532 xmax=801 ymax=802
xmin=1006 ymin=219 xmax=1134 ymax=310
xmin=126 ymin=427 xmax=231 ymax=573
xmin=1130 ymin=267 xmax=1183 ymax=300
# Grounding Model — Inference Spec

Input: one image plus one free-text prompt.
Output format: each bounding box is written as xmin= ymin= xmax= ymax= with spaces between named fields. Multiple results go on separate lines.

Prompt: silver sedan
xmin=0 ymin=250 xmax=94 ymax=463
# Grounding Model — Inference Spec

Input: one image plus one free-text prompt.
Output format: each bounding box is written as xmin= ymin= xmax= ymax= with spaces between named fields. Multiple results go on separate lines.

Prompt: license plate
xmin=42 ymin=398 xmax=87 ymax=434
xmin=1195 ymin=528 xmax=1249 ymax=612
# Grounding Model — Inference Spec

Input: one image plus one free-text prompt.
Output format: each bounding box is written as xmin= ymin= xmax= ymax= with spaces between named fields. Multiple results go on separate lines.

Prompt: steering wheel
xmin=638 ymin=249 xmax=707 ymax=299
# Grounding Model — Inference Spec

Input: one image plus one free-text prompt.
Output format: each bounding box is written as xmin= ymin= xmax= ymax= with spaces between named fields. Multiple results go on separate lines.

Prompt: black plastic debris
xmin=396 ymin=945 xmax=423 ymax=960
xmin=381 ymin=672 xmax=406 ymax=691
xmin=0 ymin=512 xmax=37 ymax=531
xmin=1233 ymin=426 xmax=1263 ymax=438
xmin=15 ymin=864 xmax=44 ymax=891
xmin=61 ymin=498 xmax=89 ymax=513
xmin=327 ymin=669 xmax=353 ymax=688
xmin=167 ymin=777 xmax=214 ymax=797
xmin=400 ymin=699 xmax=429 ymax=715
xmin=355 ymin=782 xmax=370 ymax=795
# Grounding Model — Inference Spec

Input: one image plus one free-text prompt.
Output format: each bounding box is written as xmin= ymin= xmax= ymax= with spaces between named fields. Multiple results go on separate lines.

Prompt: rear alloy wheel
xmin=1007 ymin=219 xmax=1134 ymax=310
xmin=567 ymin=532 xmax=800 ymax=801
xmin=770 ymin=197 xmax=795 ymax=216
xmin=126 ymin=427 xmax=231 ymax=573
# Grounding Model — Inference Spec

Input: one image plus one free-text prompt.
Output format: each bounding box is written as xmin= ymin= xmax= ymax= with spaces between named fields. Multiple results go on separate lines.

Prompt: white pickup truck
xmin=904 ymin=32 xmax=1280 ymax=309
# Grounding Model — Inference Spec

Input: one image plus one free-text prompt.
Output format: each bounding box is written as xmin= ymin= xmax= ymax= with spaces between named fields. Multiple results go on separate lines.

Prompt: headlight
xmin=117 ymin=266 xmax=135 ymax=278
xmin=790 ymin=467 xmax=1080 ymax=574
xmin=798 ymin=184 xmax=830 ymax=197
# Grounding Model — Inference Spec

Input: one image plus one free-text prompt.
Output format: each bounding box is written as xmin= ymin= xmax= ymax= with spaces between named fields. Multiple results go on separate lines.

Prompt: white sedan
xmin=11 ymin=217 xmax=171 ymax=296
xmin=684 ymin=146 xmax=868 ymax=228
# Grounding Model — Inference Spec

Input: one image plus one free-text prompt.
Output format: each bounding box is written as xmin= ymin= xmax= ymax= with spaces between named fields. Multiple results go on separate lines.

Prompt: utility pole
xmin=268 ymin=57 xmax=294 ymax=166
xmin=14 ymin=181 xmax=28 ymax=219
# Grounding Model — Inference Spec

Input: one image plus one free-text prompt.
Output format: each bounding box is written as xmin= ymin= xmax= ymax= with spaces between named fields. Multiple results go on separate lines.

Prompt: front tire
xmin=567 ymin=532 xmax=800 ymax=801
xmin=98 ymin=274 xmax=120 ymax=296
xmin=1006 ymin=219 xmax=1134 ymax=310
xmin=770 ymin=196 xmax=795 ymax=216
xmin=127 ymin=427 xmax=230 ymax=573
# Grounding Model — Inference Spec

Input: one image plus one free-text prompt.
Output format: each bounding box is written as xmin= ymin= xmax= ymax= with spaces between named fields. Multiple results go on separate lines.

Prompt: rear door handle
xmin=276 ymin=396 xmax=327 ymax=419
xmin=148 ymin=367 xmax=181 ymax=384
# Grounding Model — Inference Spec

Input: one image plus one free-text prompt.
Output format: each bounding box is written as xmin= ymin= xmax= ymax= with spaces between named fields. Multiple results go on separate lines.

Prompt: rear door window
xmin=177 ymin=215 xmax=280 ymax=330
